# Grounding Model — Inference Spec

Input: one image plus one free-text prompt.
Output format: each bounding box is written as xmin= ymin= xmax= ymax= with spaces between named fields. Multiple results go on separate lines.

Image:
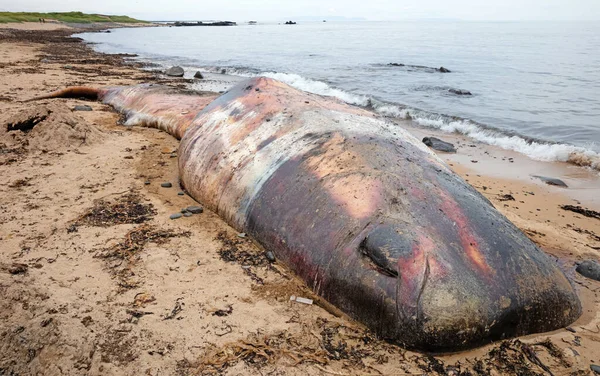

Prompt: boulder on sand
xmin=532 ymin=175 xmax=568 ymax=188
xmin=576 ymin=260 xmax=600 ymax=282
xmin=165 ymin=66 xmax=185 ymax=77
xmin=422 ymin=136 xmax=457 ymax=153
xmin=194 ymin=71 xmax=204 ymax=79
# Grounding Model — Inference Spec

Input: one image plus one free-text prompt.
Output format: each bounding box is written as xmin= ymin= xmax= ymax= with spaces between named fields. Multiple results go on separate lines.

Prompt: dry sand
xmin=0 ymin=24 xmax=599 ymax=376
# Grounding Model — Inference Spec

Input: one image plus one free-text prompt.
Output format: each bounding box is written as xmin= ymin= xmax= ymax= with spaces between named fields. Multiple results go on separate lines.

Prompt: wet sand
xmin=1 ymin=23 xmax=599 ymax=375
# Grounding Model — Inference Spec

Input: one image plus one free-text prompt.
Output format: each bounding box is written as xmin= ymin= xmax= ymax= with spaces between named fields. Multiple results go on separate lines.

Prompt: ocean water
xmin=79 ymin=21 xmax=600 ymax=168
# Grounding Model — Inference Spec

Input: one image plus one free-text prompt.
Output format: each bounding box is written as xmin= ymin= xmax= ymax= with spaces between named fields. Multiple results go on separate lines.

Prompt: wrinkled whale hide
xmin=35 ymin=78 xmax=581 ymax=352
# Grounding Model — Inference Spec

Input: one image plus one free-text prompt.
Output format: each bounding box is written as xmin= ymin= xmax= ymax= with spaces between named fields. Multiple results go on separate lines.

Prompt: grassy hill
xmin=0 ymin=11 xmax=146 ymax=24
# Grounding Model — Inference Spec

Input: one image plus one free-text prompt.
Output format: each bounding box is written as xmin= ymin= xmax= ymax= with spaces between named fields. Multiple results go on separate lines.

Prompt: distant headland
xmin=0 ymin=11 xmax=146 ymax=24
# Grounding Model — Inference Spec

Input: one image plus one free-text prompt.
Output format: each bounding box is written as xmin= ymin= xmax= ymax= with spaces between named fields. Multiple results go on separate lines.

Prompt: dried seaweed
xmin=560 ymin=205 xmax=600 ymax=220
xmin=196 ymin=331 xmax=328 ymax=374
xmin=77 ymin=193 xmax=156 ymax=227
xmin=216 ymin=231 xmax=269 ymax=267
xmin=97 ymin=224 xmax=190 ymax=290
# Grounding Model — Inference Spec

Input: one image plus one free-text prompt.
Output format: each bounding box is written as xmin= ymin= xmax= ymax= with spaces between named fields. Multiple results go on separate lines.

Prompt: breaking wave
xmin=200 ymin=66 xmax=600 ymax=171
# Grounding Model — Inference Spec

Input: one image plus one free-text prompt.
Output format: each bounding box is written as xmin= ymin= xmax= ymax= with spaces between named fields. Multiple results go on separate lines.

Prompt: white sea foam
xmin=260 ymin=72 xmax=370 ymax=106
xmin=370 ymin=102 xmax=600 ymax=170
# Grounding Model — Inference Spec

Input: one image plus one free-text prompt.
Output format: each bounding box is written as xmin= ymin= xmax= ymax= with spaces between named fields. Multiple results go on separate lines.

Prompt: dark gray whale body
xmin=36 ymin=77 xmax=582 ymax=352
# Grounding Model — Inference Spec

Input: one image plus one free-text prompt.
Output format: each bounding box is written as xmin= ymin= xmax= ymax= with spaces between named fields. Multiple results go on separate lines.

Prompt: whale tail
xmin=23 ymin=87 xmax=102 ymax=102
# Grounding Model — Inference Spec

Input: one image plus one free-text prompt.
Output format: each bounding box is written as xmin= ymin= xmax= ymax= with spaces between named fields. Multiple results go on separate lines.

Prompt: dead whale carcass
xmin=35 ymin=78 xmax=581 ymax=351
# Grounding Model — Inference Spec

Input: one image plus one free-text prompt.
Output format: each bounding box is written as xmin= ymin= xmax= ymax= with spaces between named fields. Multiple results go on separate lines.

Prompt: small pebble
xmin=265 ymin=251 xmax=276 ymax=263
xmin=566 ymin=327 xmax=576 ymax=333
xmin=178 ymin=191 xmax=185 ymax=196
xmin=187 ymin=206 xmax=203 ymax=214
xmin=170 ymin=153 xmax=177 ymax=158
xmin=170 ymin=213 xmax=183 ymax=220
xmin=591 ymin=365 xmax=600 ymax=375
xmin=73 ymin=105 xmax=93 ymax=111
xmin=144 ymin=181 xmax=151 ymax=185
xmin=161 ymin=182 xmax=172 ymax=188
xmin=238 ymin=233 xmax=247 ymax=238
xmin=183 ymin=212 xmax=193 ymax=217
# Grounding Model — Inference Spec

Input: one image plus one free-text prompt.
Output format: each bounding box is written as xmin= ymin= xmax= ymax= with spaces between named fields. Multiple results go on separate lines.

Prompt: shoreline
xmin=1 ymin=23 xmax=599 ymax=375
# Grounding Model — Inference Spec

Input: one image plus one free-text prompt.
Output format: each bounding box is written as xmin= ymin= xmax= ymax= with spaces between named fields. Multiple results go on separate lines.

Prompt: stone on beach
xmin=532 ymin=175 xmax=568 ymax=188
xmin=194 ymin=71 xmax=204 ymax=79
xmin=73 ymin=105 xmax=93 ymax=111
xmin=165 ymin=66 xmax=184 ymax=77
xmin=422 ymin=136 xmax=457 ymax=153
xmin=161 ymin=182 xmax=172 ymax=188
xmin=186 ymin=206 xmax=203 ymax=214
xmin=576 ymin=260 xmax=600 ymax=282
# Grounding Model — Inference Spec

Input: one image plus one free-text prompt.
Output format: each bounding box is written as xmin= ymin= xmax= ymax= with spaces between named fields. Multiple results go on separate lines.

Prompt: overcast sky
xmin=1 ymin=0 xmax=599 ymax=21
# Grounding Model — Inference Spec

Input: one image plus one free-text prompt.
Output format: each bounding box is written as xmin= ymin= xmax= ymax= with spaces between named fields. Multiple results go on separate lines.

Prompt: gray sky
xmin=1 ymin=0 xmax=599 ymax=21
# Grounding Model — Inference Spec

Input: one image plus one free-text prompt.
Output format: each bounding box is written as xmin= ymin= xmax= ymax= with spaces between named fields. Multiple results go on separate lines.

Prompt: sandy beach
xmin=1 ymin=23 xmax=599 ymax=376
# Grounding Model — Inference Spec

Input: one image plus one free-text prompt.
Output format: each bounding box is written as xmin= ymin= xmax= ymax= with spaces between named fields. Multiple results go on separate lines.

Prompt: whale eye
xmin=358 ymin=226 xmax=405 ymax=278
xmin=359 ymin=225 xmax=412 ymax=278
xmin=359 ymin=237 xmax=398 ymax=278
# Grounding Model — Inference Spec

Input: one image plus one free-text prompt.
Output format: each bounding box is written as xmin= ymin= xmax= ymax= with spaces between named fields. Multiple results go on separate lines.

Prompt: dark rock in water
xmin=186 ymin=205 xmax=204 ymax=214
xmin=161 ymin=182 xmax=173 ymax=188
xmin=165 ymin=66 xmax=185 ymax=77
xmin=73 ymin=105 xmax=93 ymax=111
xmin=194 ymin=71 xmax=204 ymax=79
xmin=220 ymin=69 xmax=227 ymax=74
xmin=591 ymin=365 xmax=600 ymax=374
xmin=422 ymin=137 xmax=457 ymax=153
xmin=532 ymin=175 xmax=568 ymax=187
xmin=449 ymin=89 xmax=472 ymax=96
xmin=576 ymin=260 xmax=600 ymax=281
xmin=170 ymin=213 xmax=183 ymax=220
xmin=438 ymin=66 xmax=451 ymax=73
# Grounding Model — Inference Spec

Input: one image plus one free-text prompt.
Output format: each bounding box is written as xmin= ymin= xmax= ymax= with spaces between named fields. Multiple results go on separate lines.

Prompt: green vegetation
xmin=0 ymin=11 xmax=146 ymax=24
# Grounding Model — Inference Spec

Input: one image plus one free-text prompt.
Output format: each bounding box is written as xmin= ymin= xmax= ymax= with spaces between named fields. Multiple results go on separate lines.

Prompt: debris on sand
xmin=498 ymin=194 xmax=516 ymax=201
xmin=8 ymin=177 xmax=32 ymax=188
xmin=76 ymin=193 xmax=157 ymax=227
xmin=97 ymin=224 xmax=190 ymax=289
xmin=196 ymin=331 xmax=329 ymax=373
xmin=216 ymin=231 xmax=270 ymax=267
xmin=193 ymin=318 xmax=395 ymax=374
xmin=212 ymin=305 xmax=233 ymax=317
xmin=4 ymin=263 xmax=28 ymax=275
xmin=560 ymin=205 xmax=600 ymax=220
xmin=290 ymin=296 xmax=313 ymax=305
xmin=1 ymin=104 xmax=105 ymax=153
xmin=163 ymin=298 xmax=184 ymax=320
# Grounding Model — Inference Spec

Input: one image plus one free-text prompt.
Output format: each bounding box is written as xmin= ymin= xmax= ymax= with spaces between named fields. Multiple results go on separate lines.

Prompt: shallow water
xmin=79 ymin=21 xmax=600 ymax=165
